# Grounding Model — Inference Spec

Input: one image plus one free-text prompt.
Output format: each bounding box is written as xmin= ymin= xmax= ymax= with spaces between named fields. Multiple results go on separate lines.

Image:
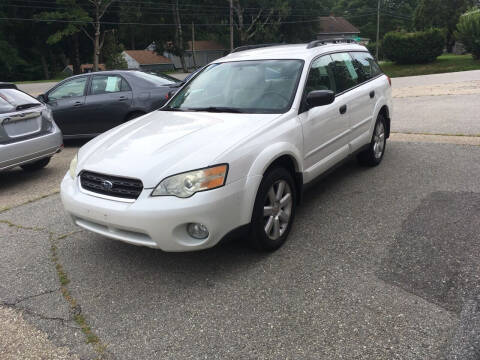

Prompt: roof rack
xmin=230 ymin=43 xmax=282 ymax=54
xmin=306 ymin=38 xmax=357 ymax=49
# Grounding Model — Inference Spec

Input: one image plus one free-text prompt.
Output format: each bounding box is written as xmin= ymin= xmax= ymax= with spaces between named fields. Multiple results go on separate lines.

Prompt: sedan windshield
xmin=165 ymin=60 xmax=304 ymax=114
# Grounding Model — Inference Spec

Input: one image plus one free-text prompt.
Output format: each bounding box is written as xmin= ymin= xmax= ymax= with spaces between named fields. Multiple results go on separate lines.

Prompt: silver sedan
xmin=0 ymin=83 xmax=63 ymax=171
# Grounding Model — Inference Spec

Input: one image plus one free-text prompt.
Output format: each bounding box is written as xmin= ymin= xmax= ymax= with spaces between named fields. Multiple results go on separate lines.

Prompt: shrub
xmin=456 ymin=8 xmax=480 ymax=60
xmin=382 ymin=29 xmax=445 ymax=64
xmin=366 ymin=41 xmax=384 ymax=60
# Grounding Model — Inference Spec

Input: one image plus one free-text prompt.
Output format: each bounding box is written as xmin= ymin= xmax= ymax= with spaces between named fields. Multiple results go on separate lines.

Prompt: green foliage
xmin=333 ymin=0 xmax=418 ymax=41
xmin=0 ymin=37 xmax=27 ymax=81
xmin=414 ymin=0 xmax=476 ymax=51
xmin=382 ymin=28 xmax=445 ymax=64
xmin=366 ymin=41 xmax=384 ymax=60
xmin=456 ymin=8 xmax=480 ymax=59
xmin=380 ymin=54 xmax=480 ymax=77
xmin=103 ymin=32 xmax=128 ymax=70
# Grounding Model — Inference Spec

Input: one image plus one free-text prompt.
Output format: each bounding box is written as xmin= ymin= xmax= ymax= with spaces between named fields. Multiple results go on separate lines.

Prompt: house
xmin=163 ymin=40 xmax=227 ymax=70
xmin=121 ymin=50 xmax=175 ymax=72
xmin=317 ymin=16 xmax=361 ymax=40
xmin=63 ymin=63 xmax=106 ymax=76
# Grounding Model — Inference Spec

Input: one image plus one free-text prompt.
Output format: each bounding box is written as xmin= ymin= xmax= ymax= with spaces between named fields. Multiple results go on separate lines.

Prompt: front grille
xmin=80 ymin=171 xmax=143 ymax=200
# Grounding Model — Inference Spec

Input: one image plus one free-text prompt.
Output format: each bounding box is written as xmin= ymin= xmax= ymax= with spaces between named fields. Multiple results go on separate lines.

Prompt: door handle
xmin=118 ymin=96 xmax=128 ymax=101
xmin=369 ymin=91 xmax=375 ymax=99
xmin=73 ymin=101 xmax=83 ymax=107
xmin=339 ymin=105 xmax=347 ymax=114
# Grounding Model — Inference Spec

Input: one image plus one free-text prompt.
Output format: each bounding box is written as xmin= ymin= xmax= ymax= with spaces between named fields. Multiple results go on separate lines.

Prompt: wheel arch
xmin=247 ymin=143 xmax=304 ymax=205
xmin=378 ymin=105 xmax=391 ymax=138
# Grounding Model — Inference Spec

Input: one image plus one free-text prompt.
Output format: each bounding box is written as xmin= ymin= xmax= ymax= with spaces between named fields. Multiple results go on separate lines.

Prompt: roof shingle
xmin=124 ymin=50 xmax=172 ymax=65
xmin=318 ymin=17 xmax=360 ymax=35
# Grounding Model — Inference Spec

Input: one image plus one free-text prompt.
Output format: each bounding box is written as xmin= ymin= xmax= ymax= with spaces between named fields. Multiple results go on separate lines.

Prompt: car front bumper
xmin=61 ymin=173 xmax=260 ymax=252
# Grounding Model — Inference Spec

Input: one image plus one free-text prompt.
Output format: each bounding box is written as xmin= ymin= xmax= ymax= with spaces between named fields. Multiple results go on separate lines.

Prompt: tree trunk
xmin=173 ymin=0 xmax=187 ymax=72
xmin=93 ymin=3 xmax=100 ymax=71
xmin=40 ymin=54 xmax=49 ymax=80
xmin=72 ymin=33 xmax=81 ymax=75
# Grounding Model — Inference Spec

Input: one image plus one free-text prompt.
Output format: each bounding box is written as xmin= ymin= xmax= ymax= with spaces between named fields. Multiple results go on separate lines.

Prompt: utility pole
xmin=229 ymin=0 xmax=234 ymax=51
xmin=192 ymin=22 xmax=197 ymax=69
xmin=376 ymin=0 xmax=380 ymax=60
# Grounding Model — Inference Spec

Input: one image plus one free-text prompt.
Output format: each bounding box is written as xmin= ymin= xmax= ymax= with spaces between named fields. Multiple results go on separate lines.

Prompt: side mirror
xmin=37 ymin=94 xmax=48 ymax=103
xmin=306 ymin=90 xmax=335 ymax=109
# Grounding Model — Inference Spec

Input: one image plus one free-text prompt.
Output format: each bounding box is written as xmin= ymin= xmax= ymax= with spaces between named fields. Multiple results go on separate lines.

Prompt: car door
xmin=348 ymin=51 xmax=384 ymax=151
xmin=329 ymin=52 xmax=368 ymax=154
xmin=298 ymin=54 xmax=351 ymax=181
xmin=46 ymin=76 xmax=89 ymax=136
xmin=83 ymin=74 xmax=133 ymax=134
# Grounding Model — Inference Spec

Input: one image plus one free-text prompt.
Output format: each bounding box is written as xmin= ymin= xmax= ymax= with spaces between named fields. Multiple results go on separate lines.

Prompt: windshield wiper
xmin=187 ymin=107 xmax=245 ymax=113
xmin=160 ymin=107 xmax=187 ymax=112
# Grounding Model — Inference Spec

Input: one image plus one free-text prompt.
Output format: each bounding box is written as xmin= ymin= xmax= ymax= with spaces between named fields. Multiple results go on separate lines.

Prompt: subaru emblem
xmin=102 ymin=180 xmax=113 ymax=191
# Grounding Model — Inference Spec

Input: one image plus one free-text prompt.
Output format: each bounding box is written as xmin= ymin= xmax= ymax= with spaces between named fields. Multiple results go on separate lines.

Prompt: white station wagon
xmin=61 ymin=40 xmax=392 ymax=252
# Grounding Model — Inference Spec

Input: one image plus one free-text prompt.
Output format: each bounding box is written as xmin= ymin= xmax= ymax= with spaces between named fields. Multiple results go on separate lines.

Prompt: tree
xmin=456 ymin=8 xmax=480 ymax=59
xmin=414 ymin=0 xmax=476 ymax=52
xmin=103 ymin=31 xmax=128 ymax=69
xmin=39 ymin=0 xmax=116 ymax=72
xmin=334 ymin=0 xmax=418 ymax=41
xmin=231 ymin=0 xmax=290 ymax=45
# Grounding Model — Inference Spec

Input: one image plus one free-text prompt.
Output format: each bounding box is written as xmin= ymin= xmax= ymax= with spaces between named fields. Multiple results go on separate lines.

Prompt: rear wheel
xmin=250 ymin=167 xmax=296 ymax=251
xmin=21 ymin=157 xmax=51 ymax=171
xmin=357 ymin=114 xmax=387 ymax=166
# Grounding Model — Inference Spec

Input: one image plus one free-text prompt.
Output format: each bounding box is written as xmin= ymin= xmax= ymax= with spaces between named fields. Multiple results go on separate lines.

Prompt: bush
xmin=382 ymin=29 xmax=445 ymax=64
xmin=456 ymin=8 xmax=480 ymax=60
xmin=366 ymin=41 xmax=384 ymax=60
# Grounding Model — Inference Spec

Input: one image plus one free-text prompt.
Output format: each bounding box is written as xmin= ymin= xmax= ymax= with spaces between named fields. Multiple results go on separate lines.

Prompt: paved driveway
xmin=1 ymin=71 xmax=479 ymax=359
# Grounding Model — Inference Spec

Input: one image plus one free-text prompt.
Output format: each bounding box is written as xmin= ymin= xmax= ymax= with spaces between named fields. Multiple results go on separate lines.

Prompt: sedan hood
xmin=78 ymin=110 xmax=280 ymax=188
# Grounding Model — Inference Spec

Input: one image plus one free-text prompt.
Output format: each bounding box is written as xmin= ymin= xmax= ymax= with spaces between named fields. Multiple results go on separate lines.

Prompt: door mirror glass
xmin=306 ymin=90 xmax=335 ymax=108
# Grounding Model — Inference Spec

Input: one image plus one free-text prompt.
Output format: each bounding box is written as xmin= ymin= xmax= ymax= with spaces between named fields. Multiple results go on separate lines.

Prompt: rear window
xmin=133 ymin=72 xmax=178 ymax=86
xmin=0 ymin=89 xmax=41 ymax=114
xmin=350 ymin=52 xmax=383 ymax=82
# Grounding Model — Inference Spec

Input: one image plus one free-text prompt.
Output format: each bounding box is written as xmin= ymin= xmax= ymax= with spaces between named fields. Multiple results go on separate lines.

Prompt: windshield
xmin=0 ymin=89 xmax=41 ymax=114
xmin=165 ymin=59 xmax=304 ymax=114
xmin=134 ymin=71 xmax=179 ymax=86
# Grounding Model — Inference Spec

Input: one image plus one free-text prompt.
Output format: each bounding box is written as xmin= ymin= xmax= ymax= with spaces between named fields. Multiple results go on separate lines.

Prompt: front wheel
xmin=357 ymin=115 xmax=387 ymax=166
xmin=250 ymin=167 xmax=296 ymax=251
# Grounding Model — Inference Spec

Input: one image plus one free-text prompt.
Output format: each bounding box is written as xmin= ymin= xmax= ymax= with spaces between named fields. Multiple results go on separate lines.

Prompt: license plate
xmin=3 ymin=116 xmax=41 ymax=137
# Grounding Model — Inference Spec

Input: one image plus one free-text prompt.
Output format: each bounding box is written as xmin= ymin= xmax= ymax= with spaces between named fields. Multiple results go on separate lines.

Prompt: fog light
xmin=187 ymin=223 xmax=209 ymax=239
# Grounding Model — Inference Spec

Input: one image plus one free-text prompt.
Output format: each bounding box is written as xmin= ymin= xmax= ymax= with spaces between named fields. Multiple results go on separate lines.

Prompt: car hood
xmin=78 ymin=110 xmax=280 ymax=188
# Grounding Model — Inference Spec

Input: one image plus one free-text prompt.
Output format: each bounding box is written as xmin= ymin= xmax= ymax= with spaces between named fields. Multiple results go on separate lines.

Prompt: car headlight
xmin=151 ymin=164 xmax=228 ymax=198
xmin=69 ymin=154 xmax=78 ymax=179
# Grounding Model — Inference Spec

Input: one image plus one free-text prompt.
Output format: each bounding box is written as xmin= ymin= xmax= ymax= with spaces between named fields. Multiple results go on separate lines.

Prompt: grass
xmin=14 ymin=77 xmax=66 ymax=84
xmin=380 ymin=54 xmax=480 ymax=78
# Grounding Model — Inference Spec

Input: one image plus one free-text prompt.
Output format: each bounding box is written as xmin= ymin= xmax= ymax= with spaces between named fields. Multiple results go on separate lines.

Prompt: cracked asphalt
xmin=1 ymin=71 xmax=479 ymax=359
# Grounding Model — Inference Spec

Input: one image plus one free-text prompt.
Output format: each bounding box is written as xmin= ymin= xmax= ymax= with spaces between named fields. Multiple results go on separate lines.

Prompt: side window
xmin=121 ymin=78 xmax=131 ymax=92
xmin=330 ymin=53 xmax=359 ymax=93
xmin=350 ymin=52 xmax=382 ymax=83
xmin=89 ymin=75 xmax=126 ymax=95
xmin=49 ymin=77 xmax=87 ymax=100
xmin=304 ymin=55 xmax=336 ymax=94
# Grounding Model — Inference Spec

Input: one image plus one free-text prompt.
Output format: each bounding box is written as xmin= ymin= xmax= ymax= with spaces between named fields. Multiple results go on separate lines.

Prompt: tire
xmin=21 ymin=157 xmax=51 ymax=171
xmin=250 ymin=167 xmax=296 ymax=251
xmin=357 ymin=114 xmax=387 ymax=167
xmin=125 ymin=112 xmax=145 ymax=121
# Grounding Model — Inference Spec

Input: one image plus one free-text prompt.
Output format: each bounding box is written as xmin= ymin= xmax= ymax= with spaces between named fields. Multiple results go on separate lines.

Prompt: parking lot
xmin=1 ymin=71 xmax=480 ymax=359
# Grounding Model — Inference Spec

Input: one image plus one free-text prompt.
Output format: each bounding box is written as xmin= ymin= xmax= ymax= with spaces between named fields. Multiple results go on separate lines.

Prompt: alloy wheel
xmin=263 ymin=180 xmax=293 ymax=240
